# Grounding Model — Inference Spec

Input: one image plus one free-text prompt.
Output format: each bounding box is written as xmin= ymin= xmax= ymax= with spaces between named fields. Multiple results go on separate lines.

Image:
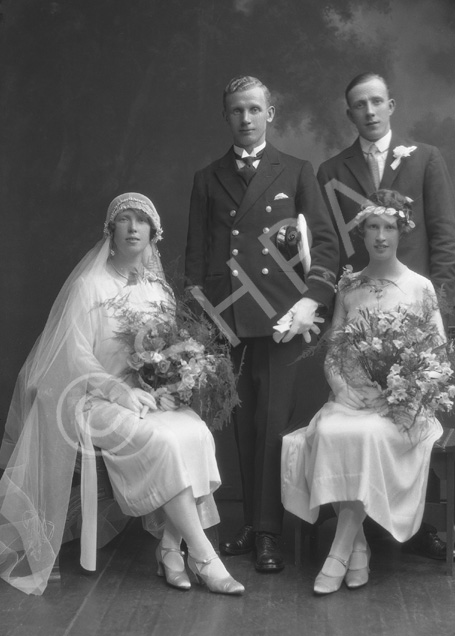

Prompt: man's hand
xmin=274 ymin=298 xmax=324 ymax=343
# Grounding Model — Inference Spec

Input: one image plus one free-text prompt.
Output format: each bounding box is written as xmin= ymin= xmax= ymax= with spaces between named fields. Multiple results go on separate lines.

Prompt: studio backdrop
xmin=1 ymin=0 xmax=454 ymax=496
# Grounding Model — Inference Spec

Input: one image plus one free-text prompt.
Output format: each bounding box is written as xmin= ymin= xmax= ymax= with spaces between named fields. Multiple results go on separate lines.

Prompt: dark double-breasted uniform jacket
xmin=317 ymin=134 xmax=455 ymax=301
xmin=185 ymin=143 xmax=339 ymax=338
xmin=185 ymin=143 xmax=339 ymax=532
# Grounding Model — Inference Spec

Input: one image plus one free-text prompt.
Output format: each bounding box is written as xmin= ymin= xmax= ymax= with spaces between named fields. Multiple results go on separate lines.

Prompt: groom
xmin=317 ymin=71 xmax=455 ymax=559
xmin=185 ymin=76 xmax=339 ymax=572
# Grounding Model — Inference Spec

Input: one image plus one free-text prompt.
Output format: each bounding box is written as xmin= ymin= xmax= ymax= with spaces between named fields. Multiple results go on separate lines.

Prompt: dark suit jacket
xmin=317 ymin=134 xmax=455 ymax=301
xmin=185 ymin=143 xmax=339 ymax=338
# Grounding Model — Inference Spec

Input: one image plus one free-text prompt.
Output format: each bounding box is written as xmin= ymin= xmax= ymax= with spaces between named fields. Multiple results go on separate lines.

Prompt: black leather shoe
xmin=255 ymin=533 xmax=285 ymax=572
xmin=402 ymin=531 xmax=448 ymax=561
xmin=220 ymin=525 xmax=255 ymax=556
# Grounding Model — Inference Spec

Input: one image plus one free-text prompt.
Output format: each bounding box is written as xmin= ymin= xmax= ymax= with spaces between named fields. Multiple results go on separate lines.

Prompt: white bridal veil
xmin=0 ymin=194 xmax=169 ymax=594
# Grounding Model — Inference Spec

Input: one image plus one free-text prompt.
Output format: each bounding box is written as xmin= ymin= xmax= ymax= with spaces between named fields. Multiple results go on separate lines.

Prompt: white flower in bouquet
xmin=328 ymin=299 xmax=455 ymax=432
xmin=103 ymin=296 xmax=240 ymax=429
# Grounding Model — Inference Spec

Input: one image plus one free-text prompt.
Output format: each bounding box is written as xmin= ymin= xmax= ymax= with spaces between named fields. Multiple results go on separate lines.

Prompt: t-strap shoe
xmin=155 ymin=544 xmax=191 ymax=591
xmin=314 ymin=554 xmax=348 ymax=595
xmin=345 ymin=546 xmax=371 ymax=589
xmin=187 ymin=555 xmax=245 ymax=595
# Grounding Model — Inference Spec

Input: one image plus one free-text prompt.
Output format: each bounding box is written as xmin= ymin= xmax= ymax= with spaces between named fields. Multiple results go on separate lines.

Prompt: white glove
xmin=273 ymin=298 xmax=324 ymax=343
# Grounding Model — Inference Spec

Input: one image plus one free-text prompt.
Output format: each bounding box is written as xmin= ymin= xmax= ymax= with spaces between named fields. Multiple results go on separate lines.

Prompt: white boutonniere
xmin=390 ymin=145 xmax=417 ymax=170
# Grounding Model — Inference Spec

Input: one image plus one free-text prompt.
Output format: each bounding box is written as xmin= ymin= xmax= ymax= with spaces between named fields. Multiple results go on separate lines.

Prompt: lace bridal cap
xmin=0 ymin=193 xmax=165 ymax=594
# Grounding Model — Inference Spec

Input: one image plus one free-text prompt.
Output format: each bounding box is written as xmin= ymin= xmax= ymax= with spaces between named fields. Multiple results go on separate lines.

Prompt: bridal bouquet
xmin=104 ymin=294 xmax=239 ymax=430
xmin=328 ymin=299 xmax=455 ymax=431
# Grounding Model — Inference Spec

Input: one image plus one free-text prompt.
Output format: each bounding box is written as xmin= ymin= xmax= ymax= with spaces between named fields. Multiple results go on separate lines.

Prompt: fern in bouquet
xmin=328 ymin=296 xmax=455 ymax=432
xmin=102 ymin=291 xmax=239 ymax=430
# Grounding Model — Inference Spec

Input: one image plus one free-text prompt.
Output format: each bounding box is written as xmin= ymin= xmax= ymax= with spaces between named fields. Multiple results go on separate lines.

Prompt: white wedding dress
xmin=79 ymin=270 xmax=220 ymax=516
xmin=0 ymin=263 xmax=220 ymax=594
xmin=281 ymin=268 xmax=444 ymax=541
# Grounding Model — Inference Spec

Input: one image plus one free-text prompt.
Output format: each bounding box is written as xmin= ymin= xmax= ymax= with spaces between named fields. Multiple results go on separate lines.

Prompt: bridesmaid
xmin=281 ymin=189 xmax=446 ymax=594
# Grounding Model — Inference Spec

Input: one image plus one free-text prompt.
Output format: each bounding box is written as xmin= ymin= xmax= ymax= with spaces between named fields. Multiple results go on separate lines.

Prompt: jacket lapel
xmin=343 ymin=138 xmax=375 ymax=195
xmin=235 ymin=144 xmax=284 ymax=222
xmin=214 ymin=149 xmax=245 ymax=207
xmin=380 ymin=133 xmax=404 ymax=189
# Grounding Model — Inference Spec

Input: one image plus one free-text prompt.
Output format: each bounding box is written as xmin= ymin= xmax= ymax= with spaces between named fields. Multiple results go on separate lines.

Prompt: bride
xmin=0 ymin=193 xmax=244 ymax=596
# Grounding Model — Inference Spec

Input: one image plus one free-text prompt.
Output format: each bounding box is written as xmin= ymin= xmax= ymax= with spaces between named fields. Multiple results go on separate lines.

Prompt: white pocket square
xmin=274 ymin=192 xmax=289 ymax=200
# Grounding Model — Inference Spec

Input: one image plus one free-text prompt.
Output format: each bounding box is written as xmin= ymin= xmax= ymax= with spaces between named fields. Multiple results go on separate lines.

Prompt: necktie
xmin=236 ymin=152 xmax=263 ymax=186
xmin=367 ymin=143 xmax=381 ymax=190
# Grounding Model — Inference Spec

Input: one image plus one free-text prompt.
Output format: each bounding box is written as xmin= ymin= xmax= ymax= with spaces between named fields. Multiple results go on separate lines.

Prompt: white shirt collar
xmin=233 ymin=141 xmax=266 ymax=158
xmin=359 ymin=129 xmax=392 ymax=154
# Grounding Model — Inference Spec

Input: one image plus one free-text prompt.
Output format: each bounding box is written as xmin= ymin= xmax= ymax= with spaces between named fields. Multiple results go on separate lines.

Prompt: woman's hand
xmin=359 ymin=384 xmax=388 ymax=413
xmin=158 ymin=394 xmax=179 ymax=411
xmin=328 ymin=373 xmax=387 ymax=412
xmin=333 ymin=383 xmax=368 ymax=410
xmin=133 ymin=388 xmax=158 ymax=418
xmin=108 ymin=382 xmax=157 ymax=415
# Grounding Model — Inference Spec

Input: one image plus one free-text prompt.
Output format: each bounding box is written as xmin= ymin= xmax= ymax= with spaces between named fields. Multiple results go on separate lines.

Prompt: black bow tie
xmin=234 ymin=150 xmax=264 ymax=165
xmin=235 ymin=151 xmax=264 ymax=185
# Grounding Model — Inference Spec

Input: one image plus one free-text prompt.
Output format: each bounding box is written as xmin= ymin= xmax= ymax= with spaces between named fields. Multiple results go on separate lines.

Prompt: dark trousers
xmin=231 ymin=336 xmax=304 ymax=535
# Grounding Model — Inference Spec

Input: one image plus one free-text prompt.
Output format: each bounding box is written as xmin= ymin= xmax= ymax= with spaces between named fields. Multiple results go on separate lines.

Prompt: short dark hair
xmin=223 ymin=75 xmax=272 ymax=110
xmin=345 ymin=73 xmax=390 ymax=106
xmin=355 ymin=189 xmax=414 ymax=238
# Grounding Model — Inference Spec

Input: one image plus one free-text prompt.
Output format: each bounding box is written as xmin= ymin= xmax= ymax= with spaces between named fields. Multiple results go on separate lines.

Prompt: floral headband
xmin=354 ymin=204 xmax=415 ymax=230
xmin=104 ymin=193 xmax=163 ymax=243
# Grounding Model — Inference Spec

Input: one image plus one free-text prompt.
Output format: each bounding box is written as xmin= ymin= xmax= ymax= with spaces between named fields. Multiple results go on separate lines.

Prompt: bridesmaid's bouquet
xmin=329 ymin=299 xmax=455 ymax=431
xmin=104 ymin=295 xmax=239 ymax=430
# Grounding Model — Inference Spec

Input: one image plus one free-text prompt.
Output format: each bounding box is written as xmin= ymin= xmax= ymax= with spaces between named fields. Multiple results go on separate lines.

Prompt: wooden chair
xmin=280 ymin=418 xmax=328 ymax=565
xmin=50 ymin=446 xmax=220 ymax=580
xmin=288 ymin=426 xmax=455 ymax=575
xmin=422 ymin=427 xmax=455 ymax=575
xmin=50 ymin=448 xmax=117 ymax=581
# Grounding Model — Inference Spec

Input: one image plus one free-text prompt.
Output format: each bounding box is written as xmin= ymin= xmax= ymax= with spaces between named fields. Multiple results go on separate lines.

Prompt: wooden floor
xmin=2 ymin=500 xmax=455 ymax=636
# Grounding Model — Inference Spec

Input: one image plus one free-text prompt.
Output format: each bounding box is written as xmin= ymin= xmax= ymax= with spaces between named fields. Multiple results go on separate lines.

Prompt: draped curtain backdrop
xmin=1 ymin=0 xmax=454 ymax=493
